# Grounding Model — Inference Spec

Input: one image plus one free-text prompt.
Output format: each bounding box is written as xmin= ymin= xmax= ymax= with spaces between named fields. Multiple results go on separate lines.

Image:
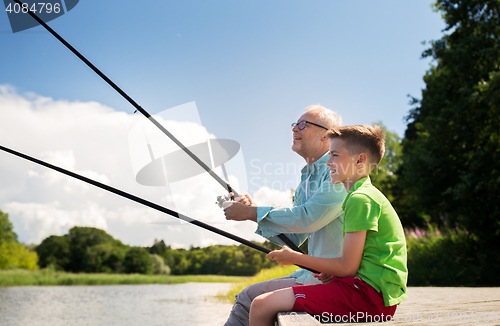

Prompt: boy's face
xmin=326 ymin=138 xmax=360 ymax=187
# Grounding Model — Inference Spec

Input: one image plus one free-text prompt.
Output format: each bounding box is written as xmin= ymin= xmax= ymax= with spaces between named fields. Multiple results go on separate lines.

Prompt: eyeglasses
xmin=291 ymin=120 xmax=328 ymax=130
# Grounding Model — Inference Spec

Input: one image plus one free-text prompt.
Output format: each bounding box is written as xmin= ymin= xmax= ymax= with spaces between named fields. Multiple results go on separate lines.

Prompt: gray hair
xmin=304 ymin=104 xmax=342 ymax=129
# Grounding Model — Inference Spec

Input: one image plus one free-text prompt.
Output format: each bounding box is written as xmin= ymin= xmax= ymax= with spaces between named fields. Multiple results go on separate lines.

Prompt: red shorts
xmin=292 ymin=276 xmax=397 ymax=323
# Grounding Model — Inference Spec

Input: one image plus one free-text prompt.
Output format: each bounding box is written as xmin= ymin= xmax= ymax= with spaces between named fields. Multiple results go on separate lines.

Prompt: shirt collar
xmin=348 ymin=176 xmax=371 ymax=195
xmin=342 ymin=176 xmax=371 ymax=211
xmin=301 ymin=152 xmax=329 ymax=175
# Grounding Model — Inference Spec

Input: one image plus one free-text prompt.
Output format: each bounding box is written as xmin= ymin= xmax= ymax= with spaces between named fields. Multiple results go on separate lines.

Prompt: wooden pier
xmin=277 ymin=287 xmax=500 ymax=326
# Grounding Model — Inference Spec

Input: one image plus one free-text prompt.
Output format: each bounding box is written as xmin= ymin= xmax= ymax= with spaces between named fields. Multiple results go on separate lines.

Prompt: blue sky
xmin=0 ymin=1 xmax=446 ymax=246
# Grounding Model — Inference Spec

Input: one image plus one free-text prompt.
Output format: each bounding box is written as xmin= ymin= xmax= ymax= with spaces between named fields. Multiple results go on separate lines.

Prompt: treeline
xmin=0 ymin=209 xmax=280 ymax=276
xmin=150 ymin=239 xmax=279 ymax=275
xmin=34 ymin=224 xmax=279 ymax=276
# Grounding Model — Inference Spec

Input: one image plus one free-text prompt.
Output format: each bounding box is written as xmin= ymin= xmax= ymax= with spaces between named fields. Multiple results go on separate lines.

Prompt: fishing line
xmin=0 ymin=144 xmax=319 ymax=273
xmin=12 ymin=0 xmax=305 ymax=254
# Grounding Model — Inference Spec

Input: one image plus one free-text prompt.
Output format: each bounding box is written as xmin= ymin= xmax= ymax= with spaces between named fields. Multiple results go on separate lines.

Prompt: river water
xmin=0 ymin=283 xmax=234 ymax=326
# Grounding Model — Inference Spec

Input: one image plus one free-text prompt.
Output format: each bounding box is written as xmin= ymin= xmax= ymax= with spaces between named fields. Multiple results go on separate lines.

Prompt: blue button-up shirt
xmin=255 ymin=153 xmax=346 ymax=285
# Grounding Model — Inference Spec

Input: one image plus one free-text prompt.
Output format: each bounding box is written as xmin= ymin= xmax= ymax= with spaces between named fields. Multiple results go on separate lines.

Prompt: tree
xmin=66 ymin=226 xmax=117 ymax=272
xmin=149 ymin=239 xmax=168 ymax=256
xmin=369 ymin=123 xmax=430 ymax=228
xmin=85 ymin=243 xmax=127 ymax=273
xmin=370 ymin=123 xmax=402 ymax=203
xmin=151 ymin=254 xmax=171 ymax=275
xmin=0 ymin=241 xmax=39 ymax=270
xmin=0 ymin=209 xmax=17 ymax=243
xmin=124 ymin=247 xmax=154 ymax=274
xmin=186 ymin=248 xmax=209 ymax=274
xmin=166 ymin=249 xmax=190 ymax=275
xmin=0 ymin=209 xmax=38 ymax=270
xmin=402 ymin=0 xmax=500 ymax=243
xmin=35 ymin=235 xmax=71 ymax=270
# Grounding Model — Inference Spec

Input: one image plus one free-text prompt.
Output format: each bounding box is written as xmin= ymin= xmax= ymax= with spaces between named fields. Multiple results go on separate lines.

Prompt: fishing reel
xmin=215 ymin=194 xmax=231 ymax=208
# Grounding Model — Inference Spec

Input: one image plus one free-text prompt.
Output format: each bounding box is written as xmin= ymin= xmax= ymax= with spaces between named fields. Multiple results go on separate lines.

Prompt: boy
xmin=248 ymin=125 xmax=408 ymax=326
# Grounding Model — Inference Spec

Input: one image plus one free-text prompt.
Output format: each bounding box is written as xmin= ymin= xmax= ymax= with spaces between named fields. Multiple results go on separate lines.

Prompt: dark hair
xmin=327 ymin=125 xmax=386 ymax=165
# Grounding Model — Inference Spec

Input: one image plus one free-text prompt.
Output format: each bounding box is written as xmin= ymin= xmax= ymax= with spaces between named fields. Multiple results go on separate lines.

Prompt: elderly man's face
xmin=292 ymin=111 xmax=328 ymax=160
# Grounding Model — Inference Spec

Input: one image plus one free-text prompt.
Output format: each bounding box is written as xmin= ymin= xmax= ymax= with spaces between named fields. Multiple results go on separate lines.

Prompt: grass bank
xmin=0 ymin=269 xmax=249 ymax=287
xmin=220 ymin=265 xmax=300 ymax=302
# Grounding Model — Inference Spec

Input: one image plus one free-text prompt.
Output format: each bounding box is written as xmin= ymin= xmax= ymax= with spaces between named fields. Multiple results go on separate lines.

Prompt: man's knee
xmin=236 ymin=279 xmax=275 ymax=304
xmin=234 ymin=283 xmax=257 ymax=305
xmin=241 ymin=276 xmax=297 ymax=301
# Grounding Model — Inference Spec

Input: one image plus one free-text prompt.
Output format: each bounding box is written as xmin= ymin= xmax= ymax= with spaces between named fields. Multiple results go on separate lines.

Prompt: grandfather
xmin=223 ymin=105 xmax=347 ymax=326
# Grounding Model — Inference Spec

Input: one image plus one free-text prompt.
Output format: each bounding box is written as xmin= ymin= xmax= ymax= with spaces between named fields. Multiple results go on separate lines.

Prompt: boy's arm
xmin=267 ymin=230 xmax=366 ymax=278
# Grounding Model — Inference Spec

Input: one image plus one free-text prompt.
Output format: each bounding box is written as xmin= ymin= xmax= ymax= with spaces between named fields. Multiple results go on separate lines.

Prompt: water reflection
xmin=0 ymin=282 xmax=233 ymax=326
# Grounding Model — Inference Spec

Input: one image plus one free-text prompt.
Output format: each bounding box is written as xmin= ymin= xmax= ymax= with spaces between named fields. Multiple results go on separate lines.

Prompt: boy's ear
xmin=356 ymin=153 xmax=368 ymax=166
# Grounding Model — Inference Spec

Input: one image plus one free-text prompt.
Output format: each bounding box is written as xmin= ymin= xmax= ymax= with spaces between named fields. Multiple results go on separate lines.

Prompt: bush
xmin=151 ymin=254 xmax=170 ymax=275
xmin=406 ymin=227 xmax=499 ymax=286
xmin=0 ymin=241 xmax=39 ymax=270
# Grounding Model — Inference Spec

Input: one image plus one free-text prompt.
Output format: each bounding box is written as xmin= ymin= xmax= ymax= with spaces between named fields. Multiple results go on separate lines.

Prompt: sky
xmin=0 ymin=0 xmax=446 ymax=248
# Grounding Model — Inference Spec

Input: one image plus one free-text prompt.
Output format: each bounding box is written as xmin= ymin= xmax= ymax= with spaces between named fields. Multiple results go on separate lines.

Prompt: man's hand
xmin=266 ymin=246 xmax=301 ymax=266
xmin=312 ymin=272 xmax=333 ymax=284
xmin=223 ymin=202 xmax=258 ymax=222
xmin=229 ymin=192 xmax=257 ymax=206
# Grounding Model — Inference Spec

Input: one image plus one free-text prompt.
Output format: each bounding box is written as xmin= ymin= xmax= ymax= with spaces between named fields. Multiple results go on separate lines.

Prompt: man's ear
xmin=356 ymin=153 xmax=368 ymax=166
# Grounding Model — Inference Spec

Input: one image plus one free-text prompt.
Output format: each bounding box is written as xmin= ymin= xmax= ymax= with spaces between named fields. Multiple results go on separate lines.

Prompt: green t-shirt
xmin=342 ymin=176 xmax=408 ymax=306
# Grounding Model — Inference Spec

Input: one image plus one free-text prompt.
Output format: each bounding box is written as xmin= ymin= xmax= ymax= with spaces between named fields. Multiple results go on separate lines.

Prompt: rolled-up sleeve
xmin=255 ymin=180 xmax=345 ymax=238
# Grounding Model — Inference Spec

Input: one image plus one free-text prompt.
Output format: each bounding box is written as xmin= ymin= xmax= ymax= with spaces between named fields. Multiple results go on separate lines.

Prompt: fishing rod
xmin=12 ymin=0 xmax=304 ymax=254
xmin=11 ymin=0 xmax=231 ymax=195
xmin=0 ymin=144 xmax=319 ymax=273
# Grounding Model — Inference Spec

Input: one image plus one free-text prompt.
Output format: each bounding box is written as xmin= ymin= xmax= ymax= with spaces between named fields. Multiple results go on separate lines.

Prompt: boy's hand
xmin=267 ymin=246 xmax=299 ymax=265
xmin=312 ymin=272 xmax=333 ymax=284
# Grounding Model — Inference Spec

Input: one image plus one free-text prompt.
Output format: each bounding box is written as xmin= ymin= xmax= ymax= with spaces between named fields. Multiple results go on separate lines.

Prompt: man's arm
xmin=267 ymin=230 xmax=367 ymax=278
xmin=223 ymin=199 xmax=309 ymax=249
xmin=224 ymin=179 xmax=345 ymax=238
xmin=223 ymin=201 xmax=258 ymax=222
xmin=223 ymin=173 xmax=345 ymax=250
xmin=254 ymin=181 xmax=346 ymax=237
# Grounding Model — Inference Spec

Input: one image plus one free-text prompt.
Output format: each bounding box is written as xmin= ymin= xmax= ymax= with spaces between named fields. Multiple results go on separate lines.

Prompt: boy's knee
xmin=250 ymin=293 xmax=269 ymax=316
xmin=251 ymin=293 xmax=265 ymax=306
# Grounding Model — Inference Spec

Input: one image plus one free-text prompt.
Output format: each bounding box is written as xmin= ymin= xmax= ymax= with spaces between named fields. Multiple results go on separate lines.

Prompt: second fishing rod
xmin=0 ymin=144 xmax=319 ymax=274
xmin=13 ymin=0 xmax=305 ymax=254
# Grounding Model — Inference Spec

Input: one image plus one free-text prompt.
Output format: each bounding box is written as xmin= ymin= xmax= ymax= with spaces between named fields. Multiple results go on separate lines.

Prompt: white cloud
xmin=27 ymin=150 xmax=111 ymax=194
xmin=3 ymin=201 xmax=108 ymax=244
xmin=253 ymin=186 xmax=294 ymax=207
xmin=0 ymin=85 xmax=263 ymax=248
